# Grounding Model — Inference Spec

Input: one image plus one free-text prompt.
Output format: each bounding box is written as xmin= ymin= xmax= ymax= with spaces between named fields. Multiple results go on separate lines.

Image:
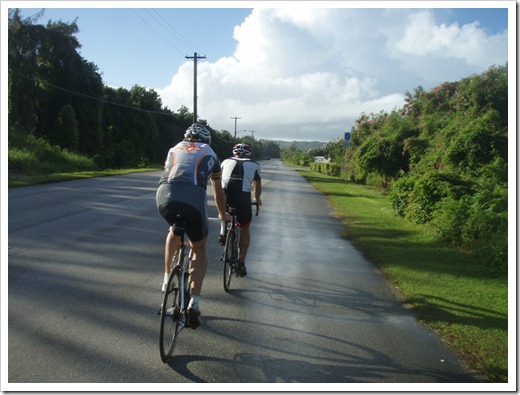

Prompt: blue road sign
xmin=344 ymin=132 xmax=351 ymax=140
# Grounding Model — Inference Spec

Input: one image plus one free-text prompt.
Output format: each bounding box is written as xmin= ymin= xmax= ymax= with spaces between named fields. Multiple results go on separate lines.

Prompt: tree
xmin=50 ymin=104 xmax=78 ymax=150
xmin=322 ymin=138 xmax=345 ymax=163
xmin=8 ymin=9 xmax=104 ymax=154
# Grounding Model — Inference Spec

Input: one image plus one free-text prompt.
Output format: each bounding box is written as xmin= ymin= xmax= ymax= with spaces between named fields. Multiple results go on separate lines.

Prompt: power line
xmin=150 ymin=9 xmax=198 ymax=52
xmin=210 ymin=130 xmax=236 ymax=145
xmin=11 ymin=72 xmax=173 ymax=116
xmin=129 ymin=9 xmax=186 ymax=57
xmin=14 ymin=72 xmax=255 ymax=145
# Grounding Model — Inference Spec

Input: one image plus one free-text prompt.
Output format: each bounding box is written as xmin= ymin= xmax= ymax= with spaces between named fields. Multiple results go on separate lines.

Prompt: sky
xmin=4 ymin=1 xmax=513 ymax=142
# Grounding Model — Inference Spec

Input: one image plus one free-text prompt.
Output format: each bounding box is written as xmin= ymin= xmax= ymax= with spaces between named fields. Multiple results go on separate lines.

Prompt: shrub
xmin=359 ymin=136 xmax=409 ymax=179
xmin=8 ymin=133 xmax=96 ymax=174
xmin=433 ymin=181 xmax=507 ymax=274
xmin=310 ymin=162 xmax=342 ymax=177
xmin=432 ymin=196 xmax=471 ymax=246
xmin=389 ymin=175 xmax=416 ymax=217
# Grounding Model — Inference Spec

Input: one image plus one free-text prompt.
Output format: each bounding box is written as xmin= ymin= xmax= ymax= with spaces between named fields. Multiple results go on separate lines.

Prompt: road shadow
xmin=167 ymin=315 xmax=478 ymax=383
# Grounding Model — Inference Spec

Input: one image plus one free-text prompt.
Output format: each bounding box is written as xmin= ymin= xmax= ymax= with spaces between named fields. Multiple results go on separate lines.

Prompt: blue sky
xmin=16 ymin=7 xmax=253 ymax=88
xmin=5 ymin=2 xmax=513 ymax=142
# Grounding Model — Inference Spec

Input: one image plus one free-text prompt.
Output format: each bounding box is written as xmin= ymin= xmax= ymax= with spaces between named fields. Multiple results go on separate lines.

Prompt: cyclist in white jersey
xmin=156 ymin=124 xmax=231 ymax=328
xmin=220 ymin=143 xmax=262 ymax=276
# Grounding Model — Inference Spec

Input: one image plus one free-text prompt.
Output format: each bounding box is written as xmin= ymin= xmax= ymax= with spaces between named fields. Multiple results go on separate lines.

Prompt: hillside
xmin=269 ymin=140 xmax=325 ymax=151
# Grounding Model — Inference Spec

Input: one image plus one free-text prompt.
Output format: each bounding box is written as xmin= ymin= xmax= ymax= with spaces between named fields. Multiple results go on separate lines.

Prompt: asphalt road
xmin=6 ymin=159 xmax=477 ymax=389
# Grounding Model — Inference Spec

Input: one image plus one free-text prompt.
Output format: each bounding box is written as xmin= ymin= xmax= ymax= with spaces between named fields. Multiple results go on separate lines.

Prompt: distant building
xmin=313 ymin=156 xmax=330 ymax=163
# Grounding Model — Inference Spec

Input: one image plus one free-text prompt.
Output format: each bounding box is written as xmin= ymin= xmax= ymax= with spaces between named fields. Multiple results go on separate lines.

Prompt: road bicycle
xmin=159 ymin=215 xmax=193 ymax=363
xmin=220 ymin=203 xmax=259 ymax=292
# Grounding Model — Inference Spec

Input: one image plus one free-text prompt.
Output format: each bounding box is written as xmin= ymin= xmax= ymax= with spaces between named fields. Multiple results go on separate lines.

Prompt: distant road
xmin=6 ymin=160 xmax=476 ymax=388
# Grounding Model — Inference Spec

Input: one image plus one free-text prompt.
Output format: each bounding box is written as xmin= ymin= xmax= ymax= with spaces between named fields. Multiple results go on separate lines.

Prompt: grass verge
xmin=8 ymin=167 xmax=161 ymax=188
xmin=297 ymin=167 xmax=508 ymax=383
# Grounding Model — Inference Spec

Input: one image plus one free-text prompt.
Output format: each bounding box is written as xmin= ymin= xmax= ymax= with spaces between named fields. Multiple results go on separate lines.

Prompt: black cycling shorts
xmin=158 ymin=201 xmax=207 ymax=243
xmin=225 ymin=190 xmax=252 ymax=227
xmin=156 ymin=183 xmax=208 ymax=243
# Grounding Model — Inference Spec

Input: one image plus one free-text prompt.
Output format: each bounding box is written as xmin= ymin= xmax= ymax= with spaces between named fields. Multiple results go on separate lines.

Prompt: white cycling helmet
xmin=184 ymin=123 xmax=211 ymax=144
xmin=233 ymin=143 xmax=252 ymax=157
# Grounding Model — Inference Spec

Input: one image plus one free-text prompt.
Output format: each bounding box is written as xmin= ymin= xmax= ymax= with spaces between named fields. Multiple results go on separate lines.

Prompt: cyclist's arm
xmin=211 ymin=177 xmax=231 ymax=222
xmin=252 ymin=178 xmax=262 ymax=206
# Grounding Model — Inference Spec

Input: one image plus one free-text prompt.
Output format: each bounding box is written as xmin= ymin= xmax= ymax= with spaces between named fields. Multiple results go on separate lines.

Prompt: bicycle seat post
xmin=173 ymin=215 xmax=186 ymax=243
xmin=228 ymin=206 xmax=238 ymax=227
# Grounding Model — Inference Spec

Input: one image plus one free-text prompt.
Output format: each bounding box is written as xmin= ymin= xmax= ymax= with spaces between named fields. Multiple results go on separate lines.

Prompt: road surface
xmin=6 ymin=159 xmax=476 ymax=389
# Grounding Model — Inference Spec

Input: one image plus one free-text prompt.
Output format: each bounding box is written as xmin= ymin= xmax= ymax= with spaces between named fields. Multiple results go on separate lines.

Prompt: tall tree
xmin=8 ymin=9 xmax=104 ymax=154
xmin=50 ymin=104 xmax=78 ymax=150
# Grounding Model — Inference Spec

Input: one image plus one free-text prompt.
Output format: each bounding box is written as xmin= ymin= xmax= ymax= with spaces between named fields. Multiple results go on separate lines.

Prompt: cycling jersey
xmin=159 ymin=141 xmax=222 ymax=188
xmin=221 ymin=158 xmax=261 ymax=192
xmin=221 ymin=157 xmax=261 ymax=226
xmin=156 ymin=141 xmax=222 ymax=242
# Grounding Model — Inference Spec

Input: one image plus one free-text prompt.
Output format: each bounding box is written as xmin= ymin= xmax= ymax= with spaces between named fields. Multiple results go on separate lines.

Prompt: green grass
xmin=9 ymin=135 xmax=98 ymax=175
xmin=8 ymin=167 xmax=161 ymax=188
xmin=297 ymin=168 xmax=508 ymax=383
xmin=8 ymin=133 xmax=162 ymax=187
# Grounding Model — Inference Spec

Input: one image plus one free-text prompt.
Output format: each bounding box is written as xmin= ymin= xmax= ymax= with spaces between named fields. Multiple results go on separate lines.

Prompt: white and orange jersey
xmin=159 ymin=141 xmax=222 ymax=188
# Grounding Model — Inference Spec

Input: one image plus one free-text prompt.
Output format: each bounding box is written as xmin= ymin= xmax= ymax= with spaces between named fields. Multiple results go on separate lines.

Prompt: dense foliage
xmin=284 ymin=64 xmax=508 ymax=274
xmin=8 ymin=10 xmax=277 ymax=174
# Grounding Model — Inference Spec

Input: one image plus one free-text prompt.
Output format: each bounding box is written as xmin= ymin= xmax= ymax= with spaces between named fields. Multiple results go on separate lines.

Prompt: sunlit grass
xmin=8 ymin=167 xmax=161 ymax=188
xmin=8 ymin=133 xmax=162 ymax=187
xmin=298 ymin=167 xmax=508 ymax=383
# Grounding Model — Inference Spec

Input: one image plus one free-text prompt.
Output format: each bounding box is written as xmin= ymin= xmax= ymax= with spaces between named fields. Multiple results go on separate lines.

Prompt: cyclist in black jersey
xmin=220 ymin=143 xmax=262 ymax=277
xmin=156 ymin=124 xmax=231 ymax=328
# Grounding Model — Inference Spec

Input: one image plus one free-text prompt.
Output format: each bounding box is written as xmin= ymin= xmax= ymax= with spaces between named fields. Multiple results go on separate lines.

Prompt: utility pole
xmin=186 ymin=52 xmax=206 ymax=123
xmin=230 ymin=117 xmax=241 ymax=140
xmin=250 ymin=130 xmax=256 ymax=152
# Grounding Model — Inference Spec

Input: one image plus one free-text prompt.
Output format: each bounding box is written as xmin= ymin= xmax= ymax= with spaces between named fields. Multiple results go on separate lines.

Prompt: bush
xmin=359 ymin=136 xmax=409 ymax=179
xmin=432 ymin=181 xmax=507 ymax=274
xmin=389 ymin=175 xmax=417 ymax=217
xmin=310 ymin=162 xmax=341 ymax=177
xmin=390 ymin=172 xmax=472 ymax=224
xmin=281 ymin=149 xmax=313 ymax=167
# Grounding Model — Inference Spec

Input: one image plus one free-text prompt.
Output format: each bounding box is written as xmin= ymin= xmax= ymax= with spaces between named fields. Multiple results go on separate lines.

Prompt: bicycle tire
xmin=223 ymin=228 xmax=236 ymax=292
xmin=159 ymin=265 xmax=183 ymax=363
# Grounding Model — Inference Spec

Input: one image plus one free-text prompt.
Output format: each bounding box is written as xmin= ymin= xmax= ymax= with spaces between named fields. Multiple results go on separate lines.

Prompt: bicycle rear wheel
xmin=223 ymin=228 xmax=237 ymax=292
xmin=159 ymin=267 xmax=183 ymax=363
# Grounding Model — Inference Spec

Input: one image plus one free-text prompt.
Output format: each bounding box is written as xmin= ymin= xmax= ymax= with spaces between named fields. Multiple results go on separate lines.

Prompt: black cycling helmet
xmin=184 ymin=123 xmax=211 ymax=144
xmin=233 ymin=143 xmax=252 ymax=157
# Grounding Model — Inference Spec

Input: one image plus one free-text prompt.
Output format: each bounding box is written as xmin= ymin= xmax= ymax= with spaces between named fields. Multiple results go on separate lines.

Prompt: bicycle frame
xmin=159 ymin=217 xmax=193 ymax=363
xmin=219 ymin=202 xmax=259 ymax=240
xmin=220 ymin=202 xmax=259 ymax=292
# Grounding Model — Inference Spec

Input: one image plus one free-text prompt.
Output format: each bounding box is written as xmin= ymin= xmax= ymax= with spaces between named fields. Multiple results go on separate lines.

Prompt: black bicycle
xmin=221 ymin=203 xmax=259 ymax=292
xmin=159 ymin=216 xmax=193 ymax=363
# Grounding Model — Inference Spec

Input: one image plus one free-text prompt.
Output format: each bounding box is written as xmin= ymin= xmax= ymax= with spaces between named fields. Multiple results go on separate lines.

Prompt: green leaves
xmin=341 ymin=64 xmax=508 ymax=274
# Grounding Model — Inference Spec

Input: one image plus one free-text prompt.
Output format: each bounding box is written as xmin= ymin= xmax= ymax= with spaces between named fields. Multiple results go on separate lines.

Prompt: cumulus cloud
xmin=157 ymin=8 xmax=507 ymax=142
xmin=396 ymin=11 xmax=507 ymax=66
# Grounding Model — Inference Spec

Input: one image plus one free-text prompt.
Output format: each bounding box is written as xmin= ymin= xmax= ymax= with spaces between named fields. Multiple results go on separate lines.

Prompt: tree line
xmin=8 ymin=9 xmax=279 ymax=174
xmin=283 ymin=64 xmax=508 ymax=274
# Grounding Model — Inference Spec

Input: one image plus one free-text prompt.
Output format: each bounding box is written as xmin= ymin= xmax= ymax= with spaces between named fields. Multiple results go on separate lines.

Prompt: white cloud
xmin=157 ymin=8 xmax=508 ymax=142
xmin=395 ymin=11 xmax=508 ymax=67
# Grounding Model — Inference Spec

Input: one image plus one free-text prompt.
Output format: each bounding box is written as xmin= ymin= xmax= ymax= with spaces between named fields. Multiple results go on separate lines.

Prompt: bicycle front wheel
xmin=223 ymin=228 xmax=237 ymax=292
xmin=159 ymin=267 xmax=183 ymax=363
